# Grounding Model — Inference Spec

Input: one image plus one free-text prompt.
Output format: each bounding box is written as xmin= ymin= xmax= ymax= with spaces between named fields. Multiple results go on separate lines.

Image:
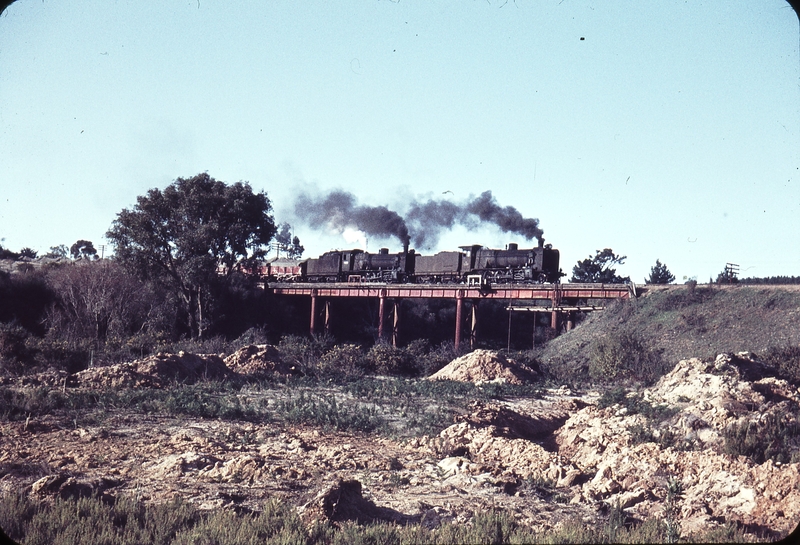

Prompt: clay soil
xmin=2 ymin=347 xmax=800 ymax=541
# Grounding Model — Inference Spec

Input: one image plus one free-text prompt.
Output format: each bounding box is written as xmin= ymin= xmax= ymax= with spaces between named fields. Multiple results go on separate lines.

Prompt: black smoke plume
xmin=294 ymin=189 xmax=542 ymax=251
xmin=465 ymin=190 xmax=544 ymax=241
xmin=406 ymin=191 xmax=543 ymax=249
xmin=294 ymin=190 xmax=410 ymax=247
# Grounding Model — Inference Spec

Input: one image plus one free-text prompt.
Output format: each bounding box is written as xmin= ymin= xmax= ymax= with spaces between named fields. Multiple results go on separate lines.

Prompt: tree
xmin=570 ymin=248 xmax=630 ymax=283
xmin=106 ymin=173 xmax=276 ymax=338
xmin=0 ymin=245 xmax=19 ymax=260
xmin=46 ymin=260 xmax=156 ymax=347
xmin=18 ymin=247 xmax=38 ymax=259
xmin=45 ymin=245 xmax=69 ymax=259
xmin=70 ymin=240 xmax=98 ymax=260
xmin=274 ymin=222 xmax=305 ymax=258
xmin=645 ymin=259 xmax=675 ymax=284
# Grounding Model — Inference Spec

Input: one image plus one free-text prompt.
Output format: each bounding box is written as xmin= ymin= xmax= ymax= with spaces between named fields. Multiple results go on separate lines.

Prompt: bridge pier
xmin=378 ymin=290 xmax=387 ymax=341
xmin=376 ymin=293 xmax=402 ymax=346
xmin=392 ymin=300 xmax=401 ymax=347
xmin=454 ymin=291 xmax=464 ymax=348
xmin=310 ymin=289 xmax=318 ymax=336
xmin=470 ymin=300 xmax=478 ymax=348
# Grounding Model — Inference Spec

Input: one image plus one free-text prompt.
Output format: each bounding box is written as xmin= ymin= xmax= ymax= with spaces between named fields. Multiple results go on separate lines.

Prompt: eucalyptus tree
xmin=107 ymin=173 xmax=276 ymax=338
xmin=570 ymin=248 xmax=630 ymax=284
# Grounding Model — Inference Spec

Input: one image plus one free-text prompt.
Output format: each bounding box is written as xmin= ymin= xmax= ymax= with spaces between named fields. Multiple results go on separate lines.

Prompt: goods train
xmin=262 ymin=240 xmax=563 ymax=285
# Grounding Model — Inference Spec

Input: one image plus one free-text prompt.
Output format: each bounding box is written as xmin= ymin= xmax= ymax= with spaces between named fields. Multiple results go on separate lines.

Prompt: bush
xmin=25 ymin=336 xmax=93 ymax=374
xmin=723 ymin=410 xmax=800 ymax=464
xmin=317 ymin=344 xmax=367 ymax=378
xmin=277 ymin=334 xmax=332 ymax=375
xmin=366 ymin=343 xmax=414 ymax=376
xmin=760 ymin=345 xmax=800 ymax=385
xmin=0 ymin=322 xmax=33 ymax=374
xmin=275 ymin=392 xmax=384 ymax=433
xmin=589 ymin=330 xmax=668 ymax=383
xmin=404 ymin=340 xmax=459 ymax=377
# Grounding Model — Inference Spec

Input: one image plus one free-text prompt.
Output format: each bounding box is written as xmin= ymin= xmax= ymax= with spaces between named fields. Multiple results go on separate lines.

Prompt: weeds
xmin=0 ymin=491 xmax=765 ymax=544
xmin=275 ymin=391 xmax=385 ymax=433
xmin=589 ymin=330 xmax=668 ymax=384
xmin=760 ymin=345 xmax=800 ymax=385
xmin=597 ymin=387 xmax=678 ymax=421
xmin=723 ymin=411 xmax=800 ymax=464
xmin=663 ymin=476 xmax=683 ymax=543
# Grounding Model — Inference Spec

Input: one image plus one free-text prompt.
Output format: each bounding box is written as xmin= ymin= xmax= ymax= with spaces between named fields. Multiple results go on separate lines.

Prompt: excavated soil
xmin=427 ymin=349 xmax=539 ymax=385
xmin=70 ymin=352 xmax=232 ymax=389
xmin=1 ymin=349 xmax=799 ymax=540
xmin=224 ymin=344 xmax=300 ymax=378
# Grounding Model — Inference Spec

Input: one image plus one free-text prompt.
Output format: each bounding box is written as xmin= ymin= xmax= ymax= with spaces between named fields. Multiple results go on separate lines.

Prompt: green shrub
xmin=407 ymin=339 xmax=460 ymax=377
xmin=0 ymin=322 xmax=33 ymax=374
xmin=723 ymin=411 xmax=800 ymax=464
xmin=0 ymin=491 xmax=760 ymax=545
xmin=25 ymin=336 xmax=93 ymax=373
xmin=589 ymin=330 xmax=668 ymax=384
xmin=277 ymin=334 xmax=332 ymax=374
xmin=318 ymin=344 xmax=367 ymax=378
xmin=760 ymin=345 xmax=800 ymax=385
xmin=366 ymin=343 xmax=414 ymax=376
xmin=275 ymin=391 xmax=384 ymax=433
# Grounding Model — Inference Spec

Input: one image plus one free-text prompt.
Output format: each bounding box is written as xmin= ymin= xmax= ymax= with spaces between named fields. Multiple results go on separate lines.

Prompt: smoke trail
xmin=294 ymin=189 xmax=542 ymax=251
xmin=465 ymin=191 xmax=543 ymax=242
xmin=406 ymin=191 xmax=543 ymax=249
xmin=405 ymin=199 xmax=466 ymax=249
xmin=294 ymin=189 xmax=410 ymax=247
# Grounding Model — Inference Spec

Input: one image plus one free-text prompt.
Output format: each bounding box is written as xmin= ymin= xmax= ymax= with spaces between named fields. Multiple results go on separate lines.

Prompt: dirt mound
xmin=0 ymin=369 xmax=70 ymax=388
xmin=458 ymin=403 xmax=566 ymax=442
xmin=437 ymin=402 xmax=569 ymax=486
xmin=30 ymin=472 xmax=122 ymax=500
xmin=427 ymin=349 xmax=537 ymax=384
xmin=644 ymin=352 xmax=800 ymax=446
xmin=224 ymin=344 xmax=299 ymax=377
xmin=300 ymin=479 xmax=408 ymax=524
xmin=71 ymin=351 xmax=231 ymax=388
xmin=553 ymin=353 xmax=800 ymax=538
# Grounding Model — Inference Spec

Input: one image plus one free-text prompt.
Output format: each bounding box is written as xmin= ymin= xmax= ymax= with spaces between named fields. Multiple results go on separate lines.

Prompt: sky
xmin=0 ymin=0 xmax=798 ymax=283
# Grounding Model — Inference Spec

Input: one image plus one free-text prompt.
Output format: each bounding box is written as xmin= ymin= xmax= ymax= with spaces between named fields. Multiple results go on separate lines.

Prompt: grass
xmin=538 ymin=285 xmax=800 ymax=388
xmin=0 ymin=491 xmax=762 ymax=544
xmin=0 ymin=373 xmax=542 ymax=438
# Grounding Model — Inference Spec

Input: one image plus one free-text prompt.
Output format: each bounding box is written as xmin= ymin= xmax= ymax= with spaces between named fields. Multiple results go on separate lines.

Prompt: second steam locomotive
xmin=294 ymin=240 xmax=562 ymax=285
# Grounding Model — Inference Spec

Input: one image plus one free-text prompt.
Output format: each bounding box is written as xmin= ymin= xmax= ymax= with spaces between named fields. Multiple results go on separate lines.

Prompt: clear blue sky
xmin=1 ymin=0 xmax=798 ymax=283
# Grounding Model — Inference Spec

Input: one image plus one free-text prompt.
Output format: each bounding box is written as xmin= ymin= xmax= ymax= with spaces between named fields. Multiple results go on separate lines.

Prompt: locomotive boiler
xmin=298 ymin=239 xmax=562 ymax=285
xmin=301 ymin=248 xmax=415 ymax=283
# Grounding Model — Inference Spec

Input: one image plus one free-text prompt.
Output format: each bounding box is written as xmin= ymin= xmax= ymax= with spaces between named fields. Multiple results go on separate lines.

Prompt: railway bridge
xmin=268 ymin=282 xmax=636 ymax=348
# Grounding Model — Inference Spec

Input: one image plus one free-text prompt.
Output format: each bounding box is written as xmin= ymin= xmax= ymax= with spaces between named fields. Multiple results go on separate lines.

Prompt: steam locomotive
xmin=293 ymin=239 xmax=563 ymax=285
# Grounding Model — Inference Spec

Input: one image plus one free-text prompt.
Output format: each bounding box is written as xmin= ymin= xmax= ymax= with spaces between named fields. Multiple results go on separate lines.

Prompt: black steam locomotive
xmin=299 ymin=240 xmax=562 ymax=285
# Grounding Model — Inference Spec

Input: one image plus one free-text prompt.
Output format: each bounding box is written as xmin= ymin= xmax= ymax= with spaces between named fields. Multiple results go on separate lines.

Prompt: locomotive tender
xmin=297 ymin=239 xmax=562 ymax=285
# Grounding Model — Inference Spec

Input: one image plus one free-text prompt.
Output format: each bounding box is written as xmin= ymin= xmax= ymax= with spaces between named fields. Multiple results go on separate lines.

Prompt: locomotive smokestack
xmin=403 ymin=241 xmax=409 ymax=255
xmin=507 ymin=243 xmax=518 ymax=251
xmin=538 ymin=238 xmax=544 ymax=249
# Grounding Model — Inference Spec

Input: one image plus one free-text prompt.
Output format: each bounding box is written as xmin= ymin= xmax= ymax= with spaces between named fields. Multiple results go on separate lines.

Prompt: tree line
xmin=0 ymin=172 xmax=784 ymax=374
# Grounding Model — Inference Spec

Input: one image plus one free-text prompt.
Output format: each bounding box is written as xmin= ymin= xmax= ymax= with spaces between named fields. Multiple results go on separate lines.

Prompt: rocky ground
xmin=1 ymin=348 xmax=799 ymax=541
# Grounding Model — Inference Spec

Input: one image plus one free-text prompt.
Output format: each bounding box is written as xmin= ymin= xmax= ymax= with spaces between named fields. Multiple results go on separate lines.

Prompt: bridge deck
xmin=267 ymin=282 xmax=635 ymax=300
